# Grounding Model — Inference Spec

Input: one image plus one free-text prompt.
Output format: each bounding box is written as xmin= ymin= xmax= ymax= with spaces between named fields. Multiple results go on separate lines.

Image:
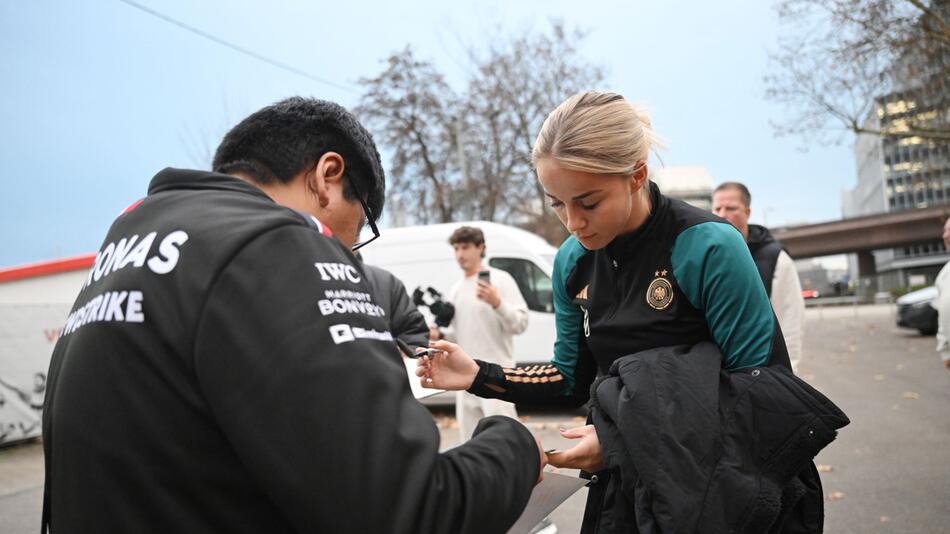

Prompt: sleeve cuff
xmin=468 ymin=359 xmax=498 ymax=392
xmin=467 ymin=359 xmax=509 ymax=399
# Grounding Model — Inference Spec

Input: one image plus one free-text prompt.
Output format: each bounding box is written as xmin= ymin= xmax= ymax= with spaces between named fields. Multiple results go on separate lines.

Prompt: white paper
xmin=507 ymin=470 xmax=587 ymax=534
xmin=404 ymin=357 xmax=445 ymax=399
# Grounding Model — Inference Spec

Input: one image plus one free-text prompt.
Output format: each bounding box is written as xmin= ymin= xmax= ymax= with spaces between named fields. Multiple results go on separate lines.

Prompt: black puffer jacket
xmin=587 ymin=342 xmax=849 ymax=533
xmin=746 ymin=224 xmax=785 ymax=297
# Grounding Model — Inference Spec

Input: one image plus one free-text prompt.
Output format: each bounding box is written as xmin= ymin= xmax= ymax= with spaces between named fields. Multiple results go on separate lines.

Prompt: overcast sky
xmin=0 ymin=0 xmax=858 ymax=267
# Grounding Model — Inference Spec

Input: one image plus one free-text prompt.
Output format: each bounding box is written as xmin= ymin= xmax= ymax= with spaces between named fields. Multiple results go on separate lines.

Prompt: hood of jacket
xmin=746 ymin=223 xmax=778 ymax=254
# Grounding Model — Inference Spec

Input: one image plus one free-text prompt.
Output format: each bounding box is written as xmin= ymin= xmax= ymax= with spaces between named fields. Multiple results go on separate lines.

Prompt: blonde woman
xmin=418 ymin=91 xmax=842 ymax=532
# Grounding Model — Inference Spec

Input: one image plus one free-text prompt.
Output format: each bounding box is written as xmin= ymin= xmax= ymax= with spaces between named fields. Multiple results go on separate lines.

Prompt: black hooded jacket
xmin=587 ymin=342 xmax=849 ymax=533
xmin=41 ymin=168 xmax=538 ymax=533
xmin=746 ymin=224 xmax=785 ymax=297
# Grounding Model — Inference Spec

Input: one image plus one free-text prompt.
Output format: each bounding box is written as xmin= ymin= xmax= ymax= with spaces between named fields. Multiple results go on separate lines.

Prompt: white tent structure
xmin=0 ymin=255 xmax=92 ymax=445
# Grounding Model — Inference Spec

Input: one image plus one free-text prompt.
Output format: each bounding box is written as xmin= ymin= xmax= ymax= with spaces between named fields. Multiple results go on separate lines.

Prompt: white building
xmin=652 ymin=166 xmax=714 ymax=210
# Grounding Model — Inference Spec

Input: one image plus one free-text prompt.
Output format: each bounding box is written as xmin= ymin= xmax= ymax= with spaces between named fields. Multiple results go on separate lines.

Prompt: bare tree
xmin=765 ymin=0 xmax=950 ymax=145
xmin=463 ymin=23 xmax=606 ymax=243
xmin=355 ymin=47 xmax=463 ymax=223
xmin=356 ymin=23 xmax=605 ymax=244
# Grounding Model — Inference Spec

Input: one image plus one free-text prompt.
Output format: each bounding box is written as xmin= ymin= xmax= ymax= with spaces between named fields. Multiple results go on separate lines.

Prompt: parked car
xmin=895 ymin=286 xmax=939 ymax=335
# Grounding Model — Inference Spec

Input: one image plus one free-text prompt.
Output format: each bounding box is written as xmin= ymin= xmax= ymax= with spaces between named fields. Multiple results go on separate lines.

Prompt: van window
xmin=489 ymin=257 xmax=554 ymax=313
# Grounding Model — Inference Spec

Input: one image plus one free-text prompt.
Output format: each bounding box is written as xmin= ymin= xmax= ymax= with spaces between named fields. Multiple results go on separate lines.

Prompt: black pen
xmin=394 ymin=338 xmax=443 ymax=359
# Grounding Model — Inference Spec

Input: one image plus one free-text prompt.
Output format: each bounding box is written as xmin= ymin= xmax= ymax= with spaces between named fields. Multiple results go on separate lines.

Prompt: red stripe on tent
xmin=0 ymin=254 xmax=96 ymax=283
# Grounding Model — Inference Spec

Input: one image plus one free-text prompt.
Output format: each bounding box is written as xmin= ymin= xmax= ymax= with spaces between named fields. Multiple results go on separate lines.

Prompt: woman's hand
xmin=414 ymin=340 xmax=480 ymax=391
xmin=546 ymin=425 xmax=605 ymax=472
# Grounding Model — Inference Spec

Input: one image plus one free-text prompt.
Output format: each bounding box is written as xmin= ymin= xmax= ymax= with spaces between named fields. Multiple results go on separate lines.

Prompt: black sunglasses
xmin=346 ymin=175 xmax=380 ymax=251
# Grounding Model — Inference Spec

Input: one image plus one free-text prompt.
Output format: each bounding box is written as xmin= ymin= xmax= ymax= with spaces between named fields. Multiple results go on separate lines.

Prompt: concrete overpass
xmin=772 ymin=206 xmax=950 ymax=276
xmin=772 ymin=205 xmax=950 ymax=258
xmin=772 ymin=205 xmax=950 ymax=276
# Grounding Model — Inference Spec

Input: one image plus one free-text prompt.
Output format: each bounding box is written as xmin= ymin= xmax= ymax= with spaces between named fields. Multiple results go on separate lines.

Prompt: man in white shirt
xmin=444 ymin=226 xmax=529 ymax=441
xmin=933 ymin=217 xmax=950 ymax=369
xmin=713 ymin=182 xmax=805 ymax=373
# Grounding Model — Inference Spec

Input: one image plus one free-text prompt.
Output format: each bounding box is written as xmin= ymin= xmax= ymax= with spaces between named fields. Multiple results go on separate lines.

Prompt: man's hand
xmin=476 ymin=280 xmax=501 ymax=308
xmin=546 ymin=425 xmax=604 ymax=472
xmin=415 ymin=339 xmax=480 ymax=390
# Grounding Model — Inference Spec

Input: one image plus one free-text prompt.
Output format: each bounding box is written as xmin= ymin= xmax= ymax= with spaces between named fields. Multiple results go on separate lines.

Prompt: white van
xmin=358 ymin=221 xmax=559 ymax=367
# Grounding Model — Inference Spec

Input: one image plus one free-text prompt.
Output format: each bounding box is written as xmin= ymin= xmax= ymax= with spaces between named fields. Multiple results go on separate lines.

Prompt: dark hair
xmin=449 ymin=226 xmax=486 ymax=256
xmin=714 ymin=181 xmax=751 ymax=208
xmin=212 ymin=97 xmax=386 ymax=217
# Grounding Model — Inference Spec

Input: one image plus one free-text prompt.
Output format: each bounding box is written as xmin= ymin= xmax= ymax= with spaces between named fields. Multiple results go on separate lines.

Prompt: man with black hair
xmin=42 ymin=97 xmax=544 ymax=533
xmin=713 ymin=181 xmax=805 ymax=373
xmin=211 ymin=96 xmax=386 ymax=249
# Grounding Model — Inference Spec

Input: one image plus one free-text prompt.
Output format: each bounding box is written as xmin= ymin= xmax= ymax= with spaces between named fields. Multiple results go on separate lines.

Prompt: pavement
xmin=803 ymin=304 xmax=950 ymax=533
xmin=0 ymin=441 xmax=43 ymax=533
xmin=2 ymin=304 xmax=948 ymax=533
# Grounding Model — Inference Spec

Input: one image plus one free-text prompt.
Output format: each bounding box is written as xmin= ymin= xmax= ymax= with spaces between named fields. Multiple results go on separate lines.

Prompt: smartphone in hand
xmin=477 ymin=270 xmax=491 ymax=284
